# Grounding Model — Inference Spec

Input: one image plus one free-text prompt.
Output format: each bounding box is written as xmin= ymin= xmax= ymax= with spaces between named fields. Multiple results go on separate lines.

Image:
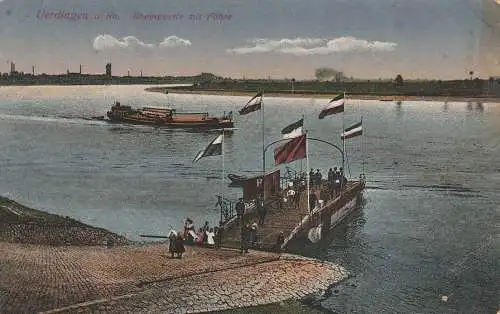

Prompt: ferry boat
xmin=104 ymin=101 xmax=234 ymax=129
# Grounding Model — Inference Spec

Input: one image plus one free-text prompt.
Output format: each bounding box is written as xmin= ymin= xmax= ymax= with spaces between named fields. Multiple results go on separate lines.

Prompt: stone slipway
xmin=1 ymin=243 xmax=348 ymax=314
xmin=0 ymin=197 xmax=348 ymax=313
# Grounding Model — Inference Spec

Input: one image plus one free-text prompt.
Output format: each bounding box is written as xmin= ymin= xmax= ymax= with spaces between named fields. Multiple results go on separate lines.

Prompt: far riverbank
xmin=146 ymin=87 xmax=500 ymax=103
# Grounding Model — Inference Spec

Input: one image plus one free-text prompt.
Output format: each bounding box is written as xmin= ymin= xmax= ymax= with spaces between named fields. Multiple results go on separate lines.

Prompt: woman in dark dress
xmin=168 ymin=231 xmax=177 ymax=258
xmin=175 ymin=233 xmax=185 ymax=258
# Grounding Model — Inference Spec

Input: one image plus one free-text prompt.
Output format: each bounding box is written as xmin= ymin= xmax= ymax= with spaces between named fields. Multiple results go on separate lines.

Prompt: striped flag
xmin=341 ymin=121 xmax=363 ymax=140
xmin=318 ymin=94 xmax=345 ymax=119
xmin=238 ymin=92 xmax=262 ymax=115
xmin=281 ymin=118 xmax=304 ymax=139
xmin=274 ymin=133 xmax=307 ymax=165
xmin=193 ymin=134 xmax=223 ymax=162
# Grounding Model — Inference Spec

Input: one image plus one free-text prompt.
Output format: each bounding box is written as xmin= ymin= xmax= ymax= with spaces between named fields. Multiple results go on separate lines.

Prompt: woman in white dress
xmin=206 ymin=227 xmax=215 ymax=248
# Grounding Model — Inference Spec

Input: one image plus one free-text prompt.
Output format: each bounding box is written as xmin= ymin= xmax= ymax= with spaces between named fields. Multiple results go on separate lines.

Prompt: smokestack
xmin=140 ymin=70 xmax=143 ymax=77
xmin=32 ymin=65 xmax=35 ymax=75
xmin=79 ymin=64 xmax=82 ymax=74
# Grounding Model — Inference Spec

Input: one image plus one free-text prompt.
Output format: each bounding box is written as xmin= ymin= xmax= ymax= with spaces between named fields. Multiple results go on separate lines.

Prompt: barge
xmin=104 ymin=101 xmax=234 ymax=129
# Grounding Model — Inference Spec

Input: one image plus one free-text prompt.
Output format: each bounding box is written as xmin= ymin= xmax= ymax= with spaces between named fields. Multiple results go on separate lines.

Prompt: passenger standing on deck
xmin=309 ymin=189 xmax=317 ymax=213
xmin=286 ymin=188 xmax=296 ymax=208
xmin=315 ymin=169 xmax=322 ymax=186
xmin=333 ymin=167 xmax=340 ymax=196
xmin=328 ymin=168 xmax=334 ymax=186
xmin=256 ymin=196 xmax=267 ymax=226
xmin=235 ymin=198 xmax=245 ymax=226
xmin=309 ymin=169 xmax=315 ymax=186
xmin=339 ymin=167 xmax=347 ymax=189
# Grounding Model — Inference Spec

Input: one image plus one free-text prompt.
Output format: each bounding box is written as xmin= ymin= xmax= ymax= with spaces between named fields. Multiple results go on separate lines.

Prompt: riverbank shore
xmin=0 ymin=197 xmax=347 ymax=313
xmin=146 ymin=87 xmax=500 ymax=103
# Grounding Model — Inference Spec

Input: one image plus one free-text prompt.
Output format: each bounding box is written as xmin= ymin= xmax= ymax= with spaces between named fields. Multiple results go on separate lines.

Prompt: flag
xmin=281 ymin=118 xmax=303 ymax=135
xmin=281 ymin=118 xmax=304 ymax=139
xmin=193 ymin=134 xmax=223 ymax=162
xmin=341 ymin=121 xmax=363 ymax=140
xmin=238 ymin=92 xmax=262 ymax=115
xmin=318 ymin=94 xmax=344 ymax=119
xmin=274 ymin=133 xmax=307 ymax=165
xmin=283 ymin=127 xmax=304 ymax=139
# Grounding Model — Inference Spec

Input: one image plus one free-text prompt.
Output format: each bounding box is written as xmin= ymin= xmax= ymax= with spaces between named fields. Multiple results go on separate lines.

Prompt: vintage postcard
xmin=0 ymin=0 xmax=499 ymax=313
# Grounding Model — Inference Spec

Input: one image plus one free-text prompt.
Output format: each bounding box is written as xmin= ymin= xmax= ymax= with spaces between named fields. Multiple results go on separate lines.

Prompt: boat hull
xmin=105 ymin=103 xmax=234 ymax=129
xmin=284 ymin=180 xmax=365 ymax=247
xmin=106 ymin=116 xmax=234 ymax=129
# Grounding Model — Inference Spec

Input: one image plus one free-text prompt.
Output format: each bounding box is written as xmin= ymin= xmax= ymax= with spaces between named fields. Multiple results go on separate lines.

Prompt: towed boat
xmin=105 ymin=102 xmax=234 ymax=129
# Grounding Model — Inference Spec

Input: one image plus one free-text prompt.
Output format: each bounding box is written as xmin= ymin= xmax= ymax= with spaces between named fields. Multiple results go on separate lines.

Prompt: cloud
xmin=93 ymin=34 xmax=191 ymax=51
xmin=93 ymin=35 xmax=154 ymax=51
xmin=159 ymin=36 xmax=191 ymax=48
xmin=226 ymin=36 xmax=398 ymax=55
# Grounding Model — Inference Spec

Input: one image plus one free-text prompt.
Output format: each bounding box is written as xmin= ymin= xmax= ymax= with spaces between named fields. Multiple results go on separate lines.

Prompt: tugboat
xmin=105 ymin=101 xmax=234 ymax=129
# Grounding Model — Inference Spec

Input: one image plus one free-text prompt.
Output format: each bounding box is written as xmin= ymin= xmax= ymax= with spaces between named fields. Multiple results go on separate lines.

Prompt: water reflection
xmin=465 ymin=101 xmax=485 ymax=115
xmin=443 ymin=101 xmax=449 ymax=112
xmin=395 ymin=100 xmax=403 ymax=117
xmin=476 ymin=102 xmax=484 ymax=113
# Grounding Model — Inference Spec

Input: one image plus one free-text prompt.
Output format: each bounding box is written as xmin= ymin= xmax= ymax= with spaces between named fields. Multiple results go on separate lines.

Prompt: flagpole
xmin=361 ymin=116 xmax=365 ymax=177
xmin=306 ymin=130 xmax=310 ymax=215
xmin=261 ymin=90 xmax=265 ymax=199
xmin=222 ymin=129 xmax=225 ymax=200
xmin=341 ymin=91 xmax=346 ymax=195
xmin=342 ymin=91 xmax=346 ymax=171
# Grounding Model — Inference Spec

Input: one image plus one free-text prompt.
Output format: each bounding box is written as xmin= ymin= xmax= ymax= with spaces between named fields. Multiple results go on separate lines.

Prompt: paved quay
xmin=0 ymin=243 xmax=348 ymax=313
xmin=0 ymin=197 xmax=348 ymax=313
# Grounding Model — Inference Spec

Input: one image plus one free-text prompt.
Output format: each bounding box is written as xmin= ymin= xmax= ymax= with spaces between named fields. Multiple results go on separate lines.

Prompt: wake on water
xmin=0 ymin=113 xmax=109 ymax=126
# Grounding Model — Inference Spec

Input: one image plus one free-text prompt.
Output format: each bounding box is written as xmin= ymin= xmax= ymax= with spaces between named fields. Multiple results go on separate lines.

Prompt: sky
xmin=0 ymin=0 xmax=499 ymax=79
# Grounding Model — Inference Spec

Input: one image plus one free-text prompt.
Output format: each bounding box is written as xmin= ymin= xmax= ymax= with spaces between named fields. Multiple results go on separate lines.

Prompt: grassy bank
xmin=0 ymin=196 xmax=131 ymax=246
xmin=146 ymin=86 xmax=500 ymax=103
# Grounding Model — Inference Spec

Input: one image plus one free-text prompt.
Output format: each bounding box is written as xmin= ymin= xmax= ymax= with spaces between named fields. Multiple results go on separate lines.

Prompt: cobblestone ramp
xmin=0 ymin=243 xmax=279 ymax=313
xmin=41 ymin=258 xmax=347 ymax=313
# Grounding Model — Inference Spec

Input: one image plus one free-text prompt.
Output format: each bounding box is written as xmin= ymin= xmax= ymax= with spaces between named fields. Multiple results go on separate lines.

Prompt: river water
xmin=0 ymin=85 xmax=498 ymax=313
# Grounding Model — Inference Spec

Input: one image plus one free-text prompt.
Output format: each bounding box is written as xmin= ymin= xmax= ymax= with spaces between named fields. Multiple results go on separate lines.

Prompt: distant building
xmin=105 ymin=63 xmax=112 ymax=77
xmin=10 ymin=62 xmax=15 ymax=75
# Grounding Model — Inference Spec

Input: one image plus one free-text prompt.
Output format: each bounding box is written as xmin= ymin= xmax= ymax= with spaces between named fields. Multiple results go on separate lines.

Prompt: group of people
xmin=167 ymin=218 xmax=219 ymax=258
xmin=235 ymin=196 xmax=267 ymax=227
xmin=327 ymin=167 xmax=348 ymax=196
xmin=168 ymin=231 xmax=186 ymax=258
xmin=183 ymin=218 xmax=217 ymax=247
xmin=309 ymin=169 xmax=323 ymax=186
xmin=305 ymin=167 xmax=348 ymax=213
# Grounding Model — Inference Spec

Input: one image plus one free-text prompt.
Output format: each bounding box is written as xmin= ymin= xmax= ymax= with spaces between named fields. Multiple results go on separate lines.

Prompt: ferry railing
xmin=215 ymin=195 xmax=237 ymax=226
